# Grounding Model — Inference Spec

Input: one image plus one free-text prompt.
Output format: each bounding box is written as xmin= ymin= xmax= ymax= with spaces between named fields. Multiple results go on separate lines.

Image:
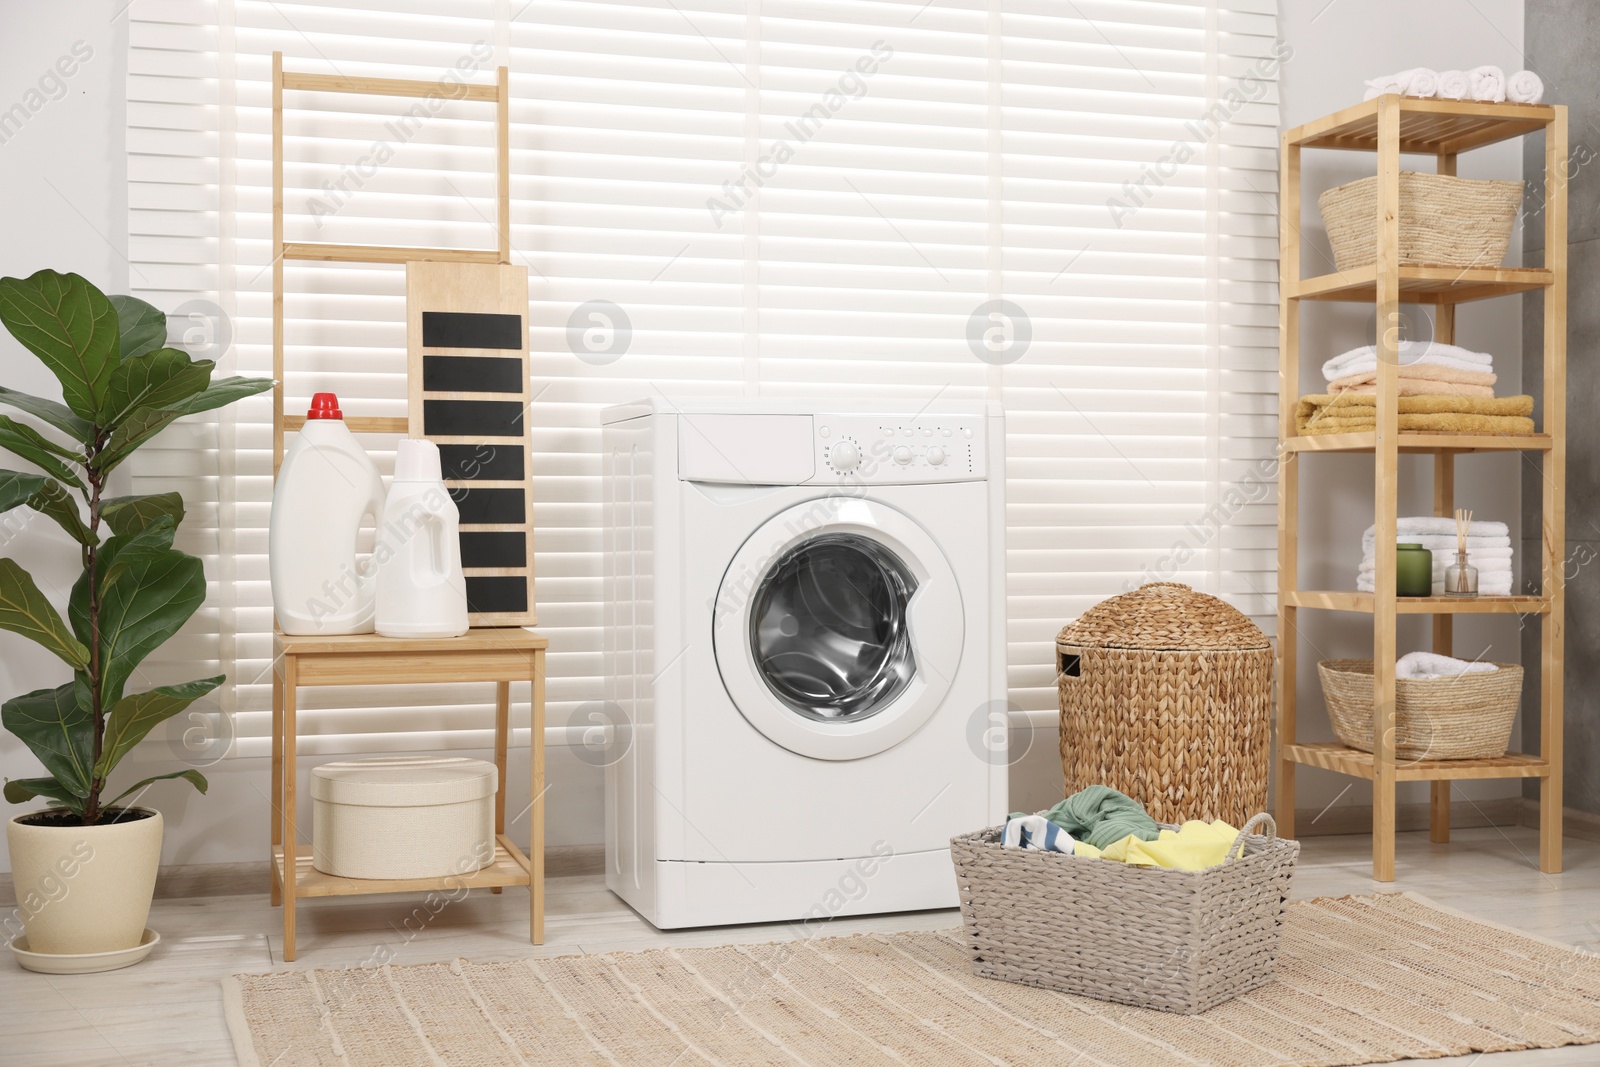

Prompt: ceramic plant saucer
xmin=8 ymin=928 xmax=160 ymax=974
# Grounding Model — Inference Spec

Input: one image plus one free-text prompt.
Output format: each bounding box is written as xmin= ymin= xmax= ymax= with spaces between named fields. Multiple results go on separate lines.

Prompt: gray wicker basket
xmin=950 ymin=812 xmax=1298 ymax=1015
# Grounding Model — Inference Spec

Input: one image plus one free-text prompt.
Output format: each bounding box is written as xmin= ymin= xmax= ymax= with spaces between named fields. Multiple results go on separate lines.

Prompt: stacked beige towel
xmin=1322 ymin=341 xmax=1497 ymax=397
xmin=1295 ymin=393 xmax=1535 ymax=436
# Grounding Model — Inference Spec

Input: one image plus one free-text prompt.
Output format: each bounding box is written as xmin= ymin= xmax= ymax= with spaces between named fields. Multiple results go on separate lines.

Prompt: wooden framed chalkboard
xmin=406 ymin=261 xmax=534 ymax=626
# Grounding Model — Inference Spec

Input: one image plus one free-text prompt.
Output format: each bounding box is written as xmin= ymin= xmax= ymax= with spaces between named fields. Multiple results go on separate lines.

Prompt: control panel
xmin=816 ymin=414 xmax=986 ymax=483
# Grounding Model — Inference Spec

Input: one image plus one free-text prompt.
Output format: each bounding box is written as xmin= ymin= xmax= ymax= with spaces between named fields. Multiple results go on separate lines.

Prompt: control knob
xmin=893 ymin=445 xmax=914 ymax=466
xmin=829 ymin=439 xmax=861 ymax=472
xmin=926 ymin=445 xmax=947 ymax=466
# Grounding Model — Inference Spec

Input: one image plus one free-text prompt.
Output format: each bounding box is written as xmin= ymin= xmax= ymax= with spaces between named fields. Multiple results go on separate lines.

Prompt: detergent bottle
xmin=269 ymin=393 xmax=386 ymax=634
xmin=375 ymin=438 xmax=469 ymax=639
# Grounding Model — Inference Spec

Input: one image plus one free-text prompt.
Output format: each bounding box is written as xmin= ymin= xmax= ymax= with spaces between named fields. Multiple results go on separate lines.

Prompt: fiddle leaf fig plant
xmin=0 ymin=270 xmax=274 ymax=824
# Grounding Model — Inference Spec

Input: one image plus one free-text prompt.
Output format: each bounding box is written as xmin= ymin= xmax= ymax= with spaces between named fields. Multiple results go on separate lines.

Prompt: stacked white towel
xmin=1322 ymin=341 xmax=1495 ymax=383
xmin=1362 ymin=66 xmax=1543 ymax=105
xmin=1395 ymin=651 xmax=1499 ymax=680
xmin=1357 ymin=518 xmax=1513 ymax=596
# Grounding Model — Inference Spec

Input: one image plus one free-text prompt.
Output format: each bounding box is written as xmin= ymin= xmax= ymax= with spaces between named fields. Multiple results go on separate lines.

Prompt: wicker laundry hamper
xmin=951 ymin=812 xmax=1299 ymax=1014
xmin=1057 ymin=583 xmax=1272 ymax=826
xmin=1318 ymin=171 xmax=1522 ymax=272
xmin=1318 ymin=659 xmax=1523 ymax=760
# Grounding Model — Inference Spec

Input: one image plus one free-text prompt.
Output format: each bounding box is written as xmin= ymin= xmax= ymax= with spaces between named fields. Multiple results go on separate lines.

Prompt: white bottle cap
xmin=394 ymin=438 xmax=443 ymax=482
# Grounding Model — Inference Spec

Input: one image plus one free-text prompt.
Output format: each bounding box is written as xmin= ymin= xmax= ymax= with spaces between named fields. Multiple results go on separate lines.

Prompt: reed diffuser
xmin=1445 ymin=508 xmax=1479 ymax=597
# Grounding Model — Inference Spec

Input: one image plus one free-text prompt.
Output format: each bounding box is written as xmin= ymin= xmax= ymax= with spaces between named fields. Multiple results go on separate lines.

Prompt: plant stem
xmin=82 ymin=429 xmax=106 ymax=825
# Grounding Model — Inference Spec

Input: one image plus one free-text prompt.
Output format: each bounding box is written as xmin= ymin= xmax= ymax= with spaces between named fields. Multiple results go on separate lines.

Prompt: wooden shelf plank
xmin=272 ymin=841 xmax=530 ymax=898
xmin=282 ymin=71 xmax=500 ymax=102
xmin=1282 ymin=591 xmax=1550 ymax=615
xmin=1292 ymin=264 xmax=1553 ymax=303
xmin=1283 ymin=742 xmax=1549 ymax=782
xmin=1285 ymin=97 xmax=1555 ymax=153
xmin=275 ymin=627 xmax=548 ymax=656
xmin=282 ymin=242 xmax=503 ymax=265
xmin=1283 ymin=432 xmax=1551 ymax=453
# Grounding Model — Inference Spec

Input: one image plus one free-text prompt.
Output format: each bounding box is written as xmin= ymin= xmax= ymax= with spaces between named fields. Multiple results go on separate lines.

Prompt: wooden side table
xmin=270 ymin=628 xmax=548 ymax=961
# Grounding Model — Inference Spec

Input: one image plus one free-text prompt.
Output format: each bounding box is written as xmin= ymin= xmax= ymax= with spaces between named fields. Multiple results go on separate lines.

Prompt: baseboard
xmin=1516 ymin=797 xmax=1600 ymax=842
xmin=0 ymin=843 xmax=607 ymax=909
xmin=1291 ymin=796 xmax=1523 ymax=837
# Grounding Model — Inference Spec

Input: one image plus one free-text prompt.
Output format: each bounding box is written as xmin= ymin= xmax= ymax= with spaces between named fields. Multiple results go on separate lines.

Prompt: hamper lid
xmin=1056 ymin=582 xmax=1269 ymax=652
xmin=310 ymin=756 xmax=497 ymax=807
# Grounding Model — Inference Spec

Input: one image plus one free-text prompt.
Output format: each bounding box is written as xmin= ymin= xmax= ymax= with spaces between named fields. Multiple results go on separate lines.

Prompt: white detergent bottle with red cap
xmin=270 ymin=393 xmax=387 ymax=634
xmin=375 ymin=439 xmax=469 ymax=639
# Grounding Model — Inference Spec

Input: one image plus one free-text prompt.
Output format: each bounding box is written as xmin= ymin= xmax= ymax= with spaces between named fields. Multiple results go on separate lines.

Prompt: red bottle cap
xmin=306 ymin=393 xmax=343 ymax=420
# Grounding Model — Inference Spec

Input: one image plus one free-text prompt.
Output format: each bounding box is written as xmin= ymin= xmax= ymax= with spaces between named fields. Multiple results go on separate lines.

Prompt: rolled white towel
xmin=1363 ymin=517 xmax=1511 ymax=540
xmin=1405 ymin=68 xmax=1439 ymax=98
xmin=1395 ymin=651 xmax=1498 ymax=680
xmin=1322 ymin=342 xmax=1494 ymax=381
xmin=1507 ymin=70 xmax=1545 ymax=104
xmin=1360 ymin=559 xmax=1514 ymax=579
xmin=1469 ymin=64 xmax=1507 ymax=103
xmin=1436 ymin=70 xmax=1470 ymax=100
xmin=1363 ymin=72 xmax=1407 ymax=101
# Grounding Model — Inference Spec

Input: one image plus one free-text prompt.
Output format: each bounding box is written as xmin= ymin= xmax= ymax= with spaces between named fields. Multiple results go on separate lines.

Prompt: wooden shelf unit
xmin=271 ymin=629 xmax=548 ymax=961
xmin=1276 ymin=96 xmax=1567 ymax=881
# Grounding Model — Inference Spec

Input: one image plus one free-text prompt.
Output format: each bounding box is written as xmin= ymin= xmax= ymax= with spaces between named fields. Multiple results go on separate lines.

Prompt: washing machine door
xmin=713 ymin=496 xmax=963 ymax=760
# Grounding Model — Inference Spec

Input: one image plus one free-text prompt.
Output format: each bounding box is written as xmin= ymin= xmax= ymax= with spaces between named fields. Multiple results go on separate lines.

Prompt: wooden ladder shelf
xmin=1274 ymin=96 xmax=1567 ymax=881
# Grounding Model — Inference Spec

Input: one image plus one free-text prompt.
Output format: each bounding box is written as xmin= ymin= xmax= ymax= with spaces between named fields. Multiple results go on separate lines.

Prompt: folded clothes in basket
xmin=1078 ymin=819 xmax=1244 ymax=871
xmin=1000 ymin=814 xmax=1075 ymax=853
xmin=1029 ymin=784 xmax=1159 ymax=850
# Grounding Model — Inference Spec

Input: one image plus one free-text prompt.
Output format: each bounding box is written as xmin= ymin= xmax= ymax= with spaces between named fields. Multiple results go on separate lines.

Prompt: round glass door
xmin=713 ymin=497 xmax=964 ymax=761
xmin=749 ymin=534 xmax=916 ymax=723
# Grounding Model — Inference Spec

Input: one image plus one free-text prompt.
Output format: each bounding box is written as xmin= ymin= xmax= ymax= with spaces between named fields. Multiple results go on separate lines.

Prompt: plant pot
xmin=6 ymin=807 xmax=162 ymax=961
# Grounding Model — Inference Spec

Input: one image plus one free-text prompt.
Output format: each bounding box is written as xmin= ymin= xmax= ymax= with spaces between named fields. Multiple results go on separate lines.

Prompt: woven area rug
xmin=225 ymin=892 xmax=1600 ymax=1067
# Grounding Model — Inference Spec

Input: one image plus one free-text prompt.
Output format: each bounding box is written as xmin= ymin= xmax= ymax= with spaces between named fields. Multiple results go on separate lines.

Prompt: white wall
xmin=1278 ymin=0 xmax=1529 ymax=820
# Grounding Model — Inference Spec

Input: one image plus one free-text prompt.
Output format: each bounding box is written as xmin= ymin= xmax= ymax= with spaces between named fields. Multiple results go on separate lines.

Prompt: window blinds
xmin=126 ymin=0 xmax=1280 ymax=755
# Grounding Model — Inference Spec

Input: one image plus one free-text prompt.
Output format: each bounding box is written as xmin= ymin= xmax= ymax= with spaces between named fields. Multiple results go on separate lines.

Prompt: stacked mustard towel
xmin=1298 ymin=341 xmax=1535 ymax=436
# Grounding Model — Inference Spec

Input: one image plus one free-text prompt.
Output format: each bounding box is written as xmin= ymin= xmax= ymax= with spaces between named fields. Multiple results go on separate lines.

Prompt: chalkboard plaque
xmin=407 ymin=262 xmax=534 ymax=627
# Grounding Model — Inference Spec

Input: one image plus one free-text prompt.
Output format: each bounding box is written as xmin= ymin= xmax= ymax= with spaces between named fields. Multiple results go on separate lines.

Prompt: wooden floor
xmin=5 ymin=825 xmax=1600 ymax=1066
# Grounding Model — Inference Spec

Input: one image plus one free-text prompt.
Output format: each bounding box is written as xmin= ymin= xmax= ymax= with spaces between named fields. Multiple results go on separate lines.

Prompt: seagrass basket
xmin=1318 ymin=659 xmax=1523 ymax=760
xmin=1057 ymin=583 xmax=1271 ymax=826
xmin=1318 ymin=171 xmax=1522 ymax=272
xmin=951 ymin=812 xmax=1298 ymax=1014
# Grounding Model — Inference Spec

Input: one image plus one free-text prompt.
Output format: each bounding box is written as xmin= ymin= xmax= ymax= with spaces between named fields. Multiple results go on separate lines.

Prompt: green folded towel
xmin=1013 ymin=785 xmax=1160 ymax=850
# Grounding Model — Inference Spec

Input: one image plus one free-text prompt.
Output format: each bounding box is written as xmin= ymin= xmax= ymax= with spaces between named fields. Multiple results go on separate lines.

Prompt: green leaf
xmin=91 ymin=529 xmax=206 ymax=709
xmin=0 ymin=415 xmax=84 ymax=489
xmin=0 ymin=271 xmax=121 ymax=423
xmin=1 ymin=681 xmax=93 ymax=799
xmin=98 ymin=375 xmax=274 ymax=472
xmin=101 ymin=492 xmax=184 ymax=538
xmin=100 ymin=348 xmax=213 ymax=429
xmin=68 ymin=515 xmax=177 ymax=647
xmin=0 ymin=558 xmax=90 ymax=668
xmin=95 ymin=675 xmax=224 ymax=780
xmin=4 ymin=776 xmax=88 ymax=814
xmin=0 ymin=385 xmax=93 ymax=443
xmin=109 ymin=294 xmax=166 ymax=361
xmin=26 ymin=478 xmax=92 ymax=546
xmin=0 ymin=470 xmax=47 ymax=515
xmin=107 ymin=768 xmax=207 ymax=806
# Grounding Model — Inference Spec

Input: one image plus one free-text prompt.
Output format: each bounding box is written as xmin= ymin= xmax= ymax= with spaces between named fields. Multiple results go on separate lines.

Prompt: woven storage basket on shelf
xmin=1318 ymin=171 xmax=1522 ymax=272
xmin=1318 ymin=659 xmax=1523 ymax=760
xmin=951 ymin=812 xmax=1298 ymax=1014
xmin=1057 ymin=582 xmax=1271 ymax=827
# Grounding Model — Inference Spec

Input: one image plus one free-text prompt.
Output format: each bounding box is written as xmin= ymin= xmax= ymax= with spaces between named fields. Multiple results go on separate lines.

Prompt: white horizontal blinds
xmin=994 ymin=0 xmax=1281 ymax=713
xmin=125 ymin=3 xmax=239 ymax=728
xmin=128 ymin=0 xmax=1278 ymax=754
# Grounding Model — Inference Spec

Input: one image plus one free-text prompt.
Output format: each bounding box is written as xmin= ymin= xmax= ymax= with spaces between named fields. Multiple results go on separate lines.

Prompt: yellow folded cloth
xmin=1073 ymin=819 xmax=1242 ymax=871
xmin=1295 ymin=393 xmax=1535 ymax=437
xmin=1332 ymin=379 xmax=1495 ymax=398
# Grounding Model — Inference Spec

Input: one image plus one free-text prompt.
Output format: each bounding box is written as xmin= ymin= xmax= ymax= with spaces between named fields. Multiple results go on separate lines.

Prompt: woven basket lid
xmin=1056 ymin=582 xmax=1269 ymax=652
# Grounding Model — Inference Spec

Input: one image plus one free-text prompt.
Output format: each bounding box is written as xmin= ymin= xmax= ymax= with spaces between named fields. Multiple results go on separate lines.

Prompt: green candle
xmin=1395 ymin=542 xmax=1433 ymax=597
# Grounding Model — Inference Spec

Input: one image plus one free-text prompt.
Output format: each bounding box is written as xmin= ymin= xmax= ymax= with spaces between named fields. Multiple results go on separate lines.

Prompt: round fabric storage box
xmin=1057 ymin=582 xmax=1272 ymax=826
xmin=310 ymin=756 xmax=497 ymax=880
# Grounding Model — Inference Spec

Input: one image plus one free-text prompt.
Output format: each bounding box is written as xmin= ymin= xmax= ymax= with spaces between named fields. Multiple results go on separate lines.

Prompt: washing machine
xmin=600 ymin=398 xmax=1006 ymax=928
